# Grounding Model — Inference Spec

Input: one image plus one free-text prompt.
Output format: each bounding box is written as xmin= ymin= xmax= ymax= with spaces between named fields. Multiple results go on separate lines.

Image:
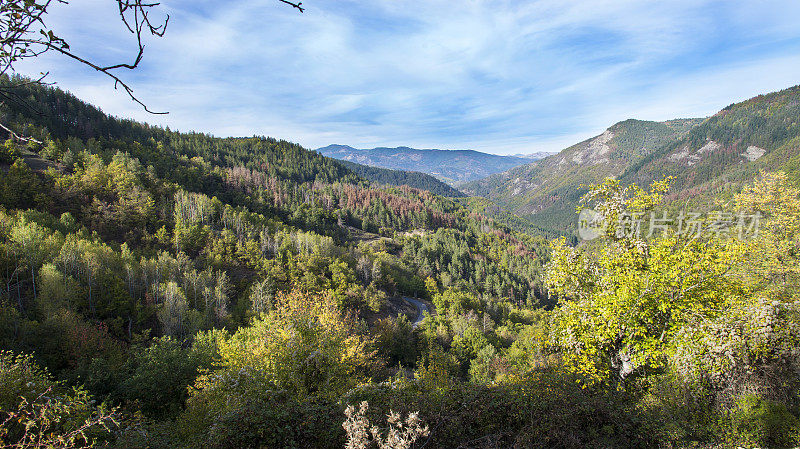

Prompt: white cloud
xmin=13 ymin=0 xmax=800 ymax=155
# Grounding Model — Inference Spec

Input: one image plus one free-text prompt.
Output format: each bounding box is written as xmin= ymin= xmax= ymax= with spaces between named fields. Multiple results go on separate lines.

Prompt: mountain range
xmin=316 ymin=144 xmax=546 ymax=184
xmin=462 ymin=85 xmax=800 ymax=236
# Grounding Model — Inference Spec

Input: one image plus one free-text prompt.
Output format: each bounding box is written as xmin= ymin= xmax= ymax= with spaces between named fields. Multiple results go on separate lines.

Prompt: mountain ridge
xmin=316 ymin=144 xmax=543 ymax=184
xmin=461 ymin=117 xmax=705 ymax=232
xmin=462 ymin=85 xmax=800 ymax=235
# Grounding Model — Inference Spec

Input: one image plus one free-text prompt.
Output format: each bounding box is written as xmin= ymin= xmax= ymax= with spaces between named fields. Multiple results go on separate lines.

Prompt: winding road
xmin=403 ymin=297 xmax=429 ymax=328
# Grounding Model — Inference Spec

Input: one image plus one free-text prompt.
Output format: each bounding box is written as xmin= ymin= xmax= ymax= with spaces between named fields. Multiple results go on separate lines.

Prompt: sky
xmin=15 ymin=0 xmax=800 ymax=155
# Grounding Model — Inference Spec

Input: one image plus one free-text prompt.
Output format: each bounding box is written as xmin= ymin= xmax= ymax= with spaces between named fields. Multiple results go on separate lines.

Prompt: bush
xmin=727 ymin=395 xmax=800 ymax=448
xmin=0 ymin=139 xmax=20 ymax=164
xmin=207 ymin=392 xmax=342 ymax=449
xmin=344 ymin=368 xmax=652 ymax=449
xmin=0 ymin=351 xmax=119 ymax=448
xmin=634 ymin=372 xmax=718 ymax=445
xmin=0 ymin=351 xmax=52 ymax=410
xmin=115 ymin=334 xmax=219 ymax=419
xmin=179 ymin=383 xmax=342 ymax=449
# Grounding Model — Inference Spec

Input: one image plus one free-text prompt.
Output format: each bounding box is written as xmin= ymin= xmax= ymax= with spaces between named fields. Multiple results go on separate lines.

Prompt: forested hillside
xmin=464 ymin=85 xmax=800 ymax=238
xmin=335 ymin=160 xmax=464 ymax=197
xmin=458 ymin=196 xmax=571 ymax=241
xmin=462 ymin=118 xmax=704 ymax=233
xmin=1 ymin=76 xmax=799 ymax=449
xmin=622 ymin=85 xmax=800 ymax=205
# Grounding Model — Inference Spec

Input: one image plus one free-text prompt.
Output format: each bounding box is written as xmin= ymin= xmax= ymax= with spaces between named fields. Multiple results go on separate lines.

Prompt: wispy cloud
xmin=14 ymin=0 xmax=800 ymax=154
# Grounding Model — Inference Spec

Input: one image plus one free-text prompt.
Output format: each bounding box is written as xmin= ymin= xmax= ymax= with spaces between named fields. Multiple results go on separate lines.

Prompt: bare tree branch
xmin=0 ymin=121 xmax=42 ymax=144
xmin=17 ymin=37 xmax=168 ymax=114
xmin=278 ymin=0 xmax=305 ymax=13
xmin=0 ymin=0 xmax=306 ymax=142
xmin=1 ymin=0 xmax=170 ymax=114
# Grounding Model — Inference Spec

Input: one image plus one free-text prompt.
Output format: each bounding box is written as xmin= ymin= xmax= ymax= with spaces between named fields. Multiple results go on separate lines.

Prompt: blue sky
xmin=15 ymin=0 xmax=800 ymax=155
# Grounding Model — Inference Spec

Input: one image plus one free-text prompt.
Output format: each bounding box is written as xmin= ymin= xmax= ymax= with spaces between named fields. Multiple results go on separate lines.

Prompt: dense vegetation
xmin=1 ymin=77 xmax=799 ymax=448
xmin=335 ymin=160 xmax=464 ymax=197
xmin=458 ymin=196 xmax=574 ymax=241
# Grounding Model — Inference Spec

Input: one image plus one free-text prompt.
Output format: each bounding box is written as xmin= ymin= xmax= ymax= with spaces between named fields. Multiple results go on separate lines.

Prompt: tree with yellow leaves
xmin=733 ymin=171 xmax=800 ymax=298
xmin=547 ymin=177 xmax=747 ymax=384
xmin=178 ymin=290 xmax=381 ymax=446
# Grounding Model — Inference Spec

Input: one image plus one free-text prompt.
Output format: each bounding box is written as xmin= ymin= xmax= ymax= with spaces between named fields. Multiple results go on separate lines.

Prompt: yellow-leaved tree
xmin=214 ymin=289 xmax=379 ymax=396
xmin=733 ymin=171 xmax=800 ymax=297
xmin=179 ymin=290 xmax=380 ymax=444
xmin=546 ymin=177 xmax=747 ymax=385
xmin=670 ymin=172 xmax=800 ymax=405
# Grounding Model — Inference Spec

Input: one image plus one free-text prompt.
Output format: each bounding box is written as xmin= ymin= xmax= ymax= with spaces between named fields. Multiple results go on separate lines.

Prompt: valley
xmin=2 ymin=2 xmax=800 ymax=444
xmin=2 ymin=73 xmax=799 ymax=449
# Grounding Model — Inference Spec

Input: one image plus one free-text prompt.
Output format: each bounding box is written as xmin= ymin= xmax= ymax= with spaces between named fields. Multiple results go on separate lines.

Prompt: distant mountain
xmin=510 ymin=152 xmax=556 ymax=160
xmin=336 ymin=160 xmax=464 ymax=197
xmin=463 ymin=84 xmax=800 ymax=236
xmin=316 ymin=145 xmax=534 ymax=184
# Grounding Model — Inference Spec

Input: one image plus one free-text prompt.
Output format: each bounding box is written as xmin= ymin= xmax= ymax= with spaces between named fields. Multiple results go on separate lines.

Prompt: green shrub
xmin=344 ymin=369 xmax=652 ymax=449
xmin=115 ymin=335 xmax=218 ymax=419
xmin=207 ymin=392 xmax=342 ymax=449
xmin=0 ymin=350 xmax=52 ymax=409
xmin=0 ymin=139 xmax=20 ymax=164
xmin=0 ymin=351 xmax=119 ymax=448
xmin=634 ymin=372 xmax=719 ymax=446
xmin=727 ymin=395 xmax=800 ymax=448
